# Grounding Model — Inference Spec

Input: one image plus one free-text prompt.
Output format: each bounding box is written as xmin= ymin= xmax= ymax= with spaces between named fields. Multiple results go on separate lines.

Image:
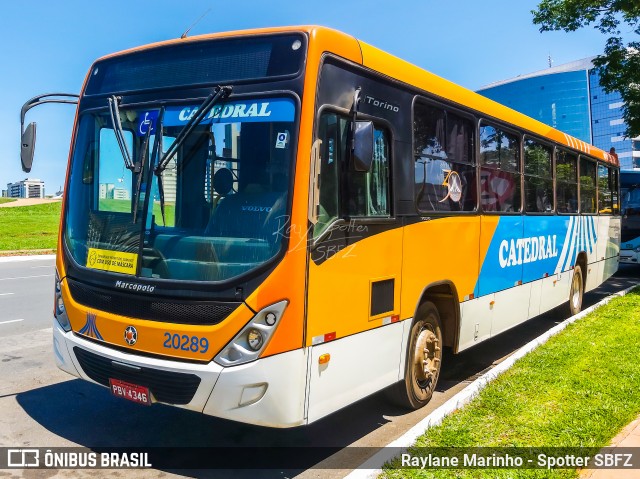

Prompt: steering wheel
xmin=213 ymin=168 xmax=234 ymax=197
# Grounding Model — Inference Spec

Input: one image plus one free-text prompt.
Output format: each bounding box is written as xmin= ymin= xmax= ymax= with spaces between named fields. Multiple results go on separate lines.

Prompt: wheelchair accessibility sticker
xmin=137 ymin=111 xmax=158 ymax=137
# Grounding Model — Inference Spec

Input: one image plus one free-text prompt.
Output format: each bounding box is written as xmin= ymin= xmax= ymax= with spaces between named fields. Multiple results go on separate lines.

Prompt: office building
xmin=6 ymin=178 xmax=45 ymax=198
xmin=477 ymin=57 xmax=639 ymax=169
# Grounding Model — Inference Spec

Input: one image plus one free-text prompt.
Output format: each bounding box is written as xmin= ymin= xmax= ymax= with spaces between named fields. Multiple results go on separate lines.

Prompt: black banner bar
xmin=1 ymin=447 xmax=639 ymax=470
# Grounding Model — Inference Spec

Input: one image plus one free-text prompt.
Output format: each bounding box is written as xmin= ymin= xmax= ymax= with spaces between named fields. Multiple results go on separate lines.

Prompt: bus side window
xmin=314 ymin=112 xmax=391 ymax=238
xmin=413 ymin=102 xmax=475 ymax=212
xmin=524 ymin=139 xmax=553 ymax=213
xmin=612 ymin=169 xmax=619 ymax=215
xmin=580 ymin=157 xmax=597 ymax=214
xmin=479 ymin=123 xmax=521 ymax=213
xmin=556 ymin=151 xmax=578 ymax=214
xmin=345 ymin=127 xmax=391 ymax=217
xmin=598 ymin=163 xmax=613 ymax=215
xmin=314 ymin=113 xmax=344 ymax=237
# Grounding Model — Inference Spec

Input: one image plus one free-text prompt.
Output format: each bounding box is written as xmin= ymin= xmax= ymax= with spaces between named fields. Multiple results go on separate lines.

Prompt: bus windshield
xmin=622 ymin=185 xmax=640 ymax=212
xmin=64 ymin=96 xmax=296 ymax=283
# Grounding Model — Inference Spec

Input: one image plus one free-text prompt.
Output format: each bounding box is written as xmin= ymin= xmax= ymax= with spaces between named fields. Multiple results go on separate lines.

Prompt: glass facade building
xmin=477 ymin=57 xmax=639 ymax=170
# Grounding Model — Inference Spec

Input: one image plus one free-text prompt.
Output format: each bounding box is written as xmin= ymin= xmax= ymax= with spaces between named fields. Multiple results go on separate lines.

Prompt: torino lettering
xmin=498 ymin=235 xmax=558 ymax=268
xmin=364 ymin=95 xmax=400 ymax=112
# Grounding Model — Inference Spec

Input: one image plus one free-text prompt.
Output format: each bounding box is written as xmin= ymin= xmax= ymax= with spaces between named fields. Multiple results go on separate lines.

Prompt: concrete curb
xmin=345 ymin=284 xmax=640 ymax=479
xmin=0 ymin=254 xmax=56 ymax=263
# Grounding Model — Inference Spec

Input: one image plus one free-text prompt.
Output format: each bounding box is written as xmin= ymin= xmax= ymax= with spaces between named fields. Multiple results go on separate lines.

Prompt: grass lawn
xmin=0 ymin=198 xmax=17 ymax=204
xmin=0 ymin=199 xmax=177 ymax=252
xmin=0 ymin=202 xmax=61 ymax=251
xmin=383 ymin=289 xmax=640 ymax=479
xmin=98 ymin=198 xmax=176 ymax=226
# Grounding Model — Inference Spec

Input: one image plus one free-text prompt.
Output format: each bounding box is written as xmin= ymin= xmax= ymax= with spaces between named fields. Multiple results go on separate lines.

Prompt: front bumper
xmin=619 ymin=252 xmax=639 ymax=264
xmin=53 ymin=319 xmax=308 ymax=427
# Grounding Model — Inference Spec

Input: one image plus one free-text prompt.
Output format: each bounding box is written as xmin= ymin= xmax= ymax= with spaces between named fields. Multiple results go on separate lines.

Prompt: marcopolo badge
xmin=124 ymin=326 xmax=138 ymax=346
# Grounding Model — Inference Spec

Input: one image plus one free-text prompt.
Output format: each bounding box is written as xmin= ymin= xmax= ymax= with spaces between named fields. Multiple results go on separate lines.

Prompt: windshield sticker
xmin=275 ymin=131 xmax=289 ymax=149
xmin=163 ymin=98 xmax=295 ymax=127
xmin=87 ymin=247 xmax=138 ymax=275
xmin=137 ymin=111 xmax=158 ymax=137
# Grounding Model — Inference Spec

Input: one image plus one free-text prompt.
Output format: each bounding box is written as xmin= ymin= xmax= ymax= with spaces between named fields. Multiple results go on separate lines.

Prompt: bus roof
xmin=95 ymin=25 xmax=617 ymax=167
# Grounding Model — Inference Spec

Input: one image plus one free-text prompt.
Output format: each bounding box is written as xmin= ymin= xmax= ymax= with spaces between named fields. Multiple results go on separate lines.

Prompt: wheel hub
xmin=413 ymin=327 xmax=440 ymax=385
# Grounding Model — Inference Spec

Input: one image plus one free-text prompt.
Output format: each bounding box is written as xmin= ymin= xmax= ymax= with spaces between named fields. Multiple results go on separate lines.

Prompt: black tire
xmin=567 ymin=264 xmax=584 ymax=317
xmin=389 ymin=302 xmax=443 ymax=410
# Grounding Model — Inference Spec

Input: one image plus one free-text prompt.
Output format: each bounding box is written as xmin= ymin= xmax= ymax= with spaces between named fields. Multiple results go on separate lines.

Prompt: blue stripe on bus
xmin=476 ymin=215 xmax=597 ymax=297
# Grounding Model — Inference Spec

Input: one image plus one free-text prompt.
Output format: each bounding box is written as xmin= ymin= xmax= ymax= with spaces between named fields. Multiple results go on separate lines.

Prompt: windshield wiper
xmin=107 ymin=96 xmax=138 ymax=173
xmin=154 ymin=109 xmax=167 ymax=225
xmin=153 ymin=85 xmax=231 ymax=225
xmin=155 ymin=85 xmax=232 ymax=174
xmin=131 ymin=124 xmax=153 ymax=223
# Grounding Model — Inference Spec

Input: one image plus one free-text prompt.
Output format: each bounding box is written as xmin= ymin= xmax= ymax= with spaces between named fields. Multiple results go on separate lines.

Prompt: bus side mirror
xmin=19 ymin=92 xmax=79 ymax=173
xmin=21 ymin=122 xmax=37 ymax=173
xmin=352 ymin=121 xmax=374 ymax=172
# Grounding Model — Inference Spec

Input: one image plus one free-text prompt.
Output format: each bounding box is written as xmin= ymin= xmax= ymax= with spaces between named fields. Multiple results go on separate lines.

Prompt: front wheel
xmin=567 ymin=264 xmax=584 ymax=317
xmin=390 ymin=302 xmax=443 ymax=410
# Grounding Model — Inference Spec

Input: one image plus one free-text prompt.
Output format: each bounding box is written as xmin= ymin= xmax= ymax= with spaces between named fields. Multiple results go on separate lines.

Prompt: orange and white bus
xmin=21 ymin=26 xmax=620 ymax=427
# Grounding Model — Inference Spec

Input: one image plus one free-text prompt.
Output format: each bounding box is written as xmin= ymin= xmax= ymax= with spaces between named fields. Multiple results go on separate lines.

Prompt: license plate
xmin=109 ymin=378 xmax=152 ymax=406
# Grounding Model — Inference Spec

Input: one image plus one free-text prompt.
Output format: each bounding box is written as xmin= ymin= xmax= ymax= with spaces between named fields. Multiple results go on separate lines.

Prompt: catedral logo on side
xmin=86 ymin=248 xmax=138 ymax=275
xmin=498 ymin=235 xmax=558 ymax=268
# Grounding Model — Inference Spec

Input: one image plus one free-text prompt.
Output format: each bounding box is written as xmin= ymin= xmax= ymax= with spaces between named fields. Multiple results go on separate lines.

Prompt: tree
xmin=532 ymin=1 xmax=640 ymax=138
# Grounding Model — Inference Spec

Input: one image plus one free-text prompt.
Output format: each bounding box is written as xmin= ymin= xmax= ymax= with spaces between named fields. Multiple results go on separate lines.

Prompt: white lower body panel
xmin=53 ymin=320 xmax=308 ymax=428
xmin=456 ymin=256 xmax=619 ymax=352
xmin=307 ymin=321 xmax=406 ymax=424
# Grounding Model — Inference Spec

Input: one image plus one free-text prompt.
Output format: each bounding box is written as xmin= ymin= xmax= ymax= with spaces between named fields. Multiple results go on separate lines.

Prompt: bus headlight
xmin=214 ymin=300 xmax=288 ymax=367
xmin=247 ymin=329 xmax=264 ymax=351
xmin=56 ymin=295 xmax=65 ymax=314
xmin=54 ymin=271 xmax=71 ymax=332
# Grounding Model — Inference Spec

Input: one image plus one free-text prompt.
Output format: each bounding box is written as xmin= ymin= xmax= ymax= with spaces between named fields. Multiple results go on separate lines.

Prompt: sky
xmin=0 ymin=0 xmax=626 ymax=193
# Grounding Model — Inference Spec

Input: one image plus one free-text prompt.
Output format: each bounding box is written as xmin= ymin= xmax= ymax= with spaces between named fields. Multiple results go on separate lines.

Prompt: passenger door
xmin=306 ymin=111 xmax=404 ymax=423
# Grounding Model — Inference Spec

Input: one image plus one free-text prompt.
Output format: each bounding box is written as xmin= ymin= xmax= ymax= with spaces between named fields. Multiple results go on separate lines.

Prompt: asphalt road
xmin=0 ymin=259 xmax=638 ymax=479
xmin=0 ymin=256 xmax=54 ymax=336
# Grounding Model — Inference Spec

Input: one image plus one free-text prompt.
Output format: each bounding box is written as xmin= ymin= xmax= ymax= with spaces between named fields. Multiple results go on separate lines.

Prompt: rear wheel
xmin=567 ymin=264 xmax=584 ymax=316
xmin=390 ymin=302 xmax=443 ymax=409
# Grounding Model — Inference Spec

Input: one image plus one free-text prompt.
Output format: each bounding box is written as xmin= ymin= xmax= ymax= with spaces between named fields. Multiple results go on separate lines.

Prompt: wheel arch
xmin=414 ymin=280 xmax=461 ymax=353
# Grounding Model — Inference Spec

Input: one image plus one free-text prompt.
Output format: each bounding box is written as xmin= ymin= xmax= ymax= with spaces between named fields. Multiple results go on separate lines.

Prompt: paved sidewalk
xmin=0 ymin=250 xmax=55 ymax=257
xmin=580 ymin=415 xmax=640 ymax=478
xmin=0 ymin=198 xmax=61 ymax=207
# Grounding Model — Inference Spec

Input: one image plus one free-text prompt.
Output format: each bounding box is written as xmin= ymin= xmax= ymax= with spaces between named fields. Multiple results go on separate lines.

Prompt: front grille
xmin=74 ymin=347 xmax=201 ymax=405
xmin=67 ymin=278 xmax=240 ymax=325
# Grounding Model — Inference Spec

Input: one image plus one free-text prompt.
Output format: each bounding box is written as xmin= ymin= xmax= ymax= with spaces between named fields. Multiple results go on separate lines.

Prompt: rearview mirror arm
xmin=20 ymin=93 xmax=79 ymax=135
xmin=350 ymin=87 xmax=362 ymax=152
